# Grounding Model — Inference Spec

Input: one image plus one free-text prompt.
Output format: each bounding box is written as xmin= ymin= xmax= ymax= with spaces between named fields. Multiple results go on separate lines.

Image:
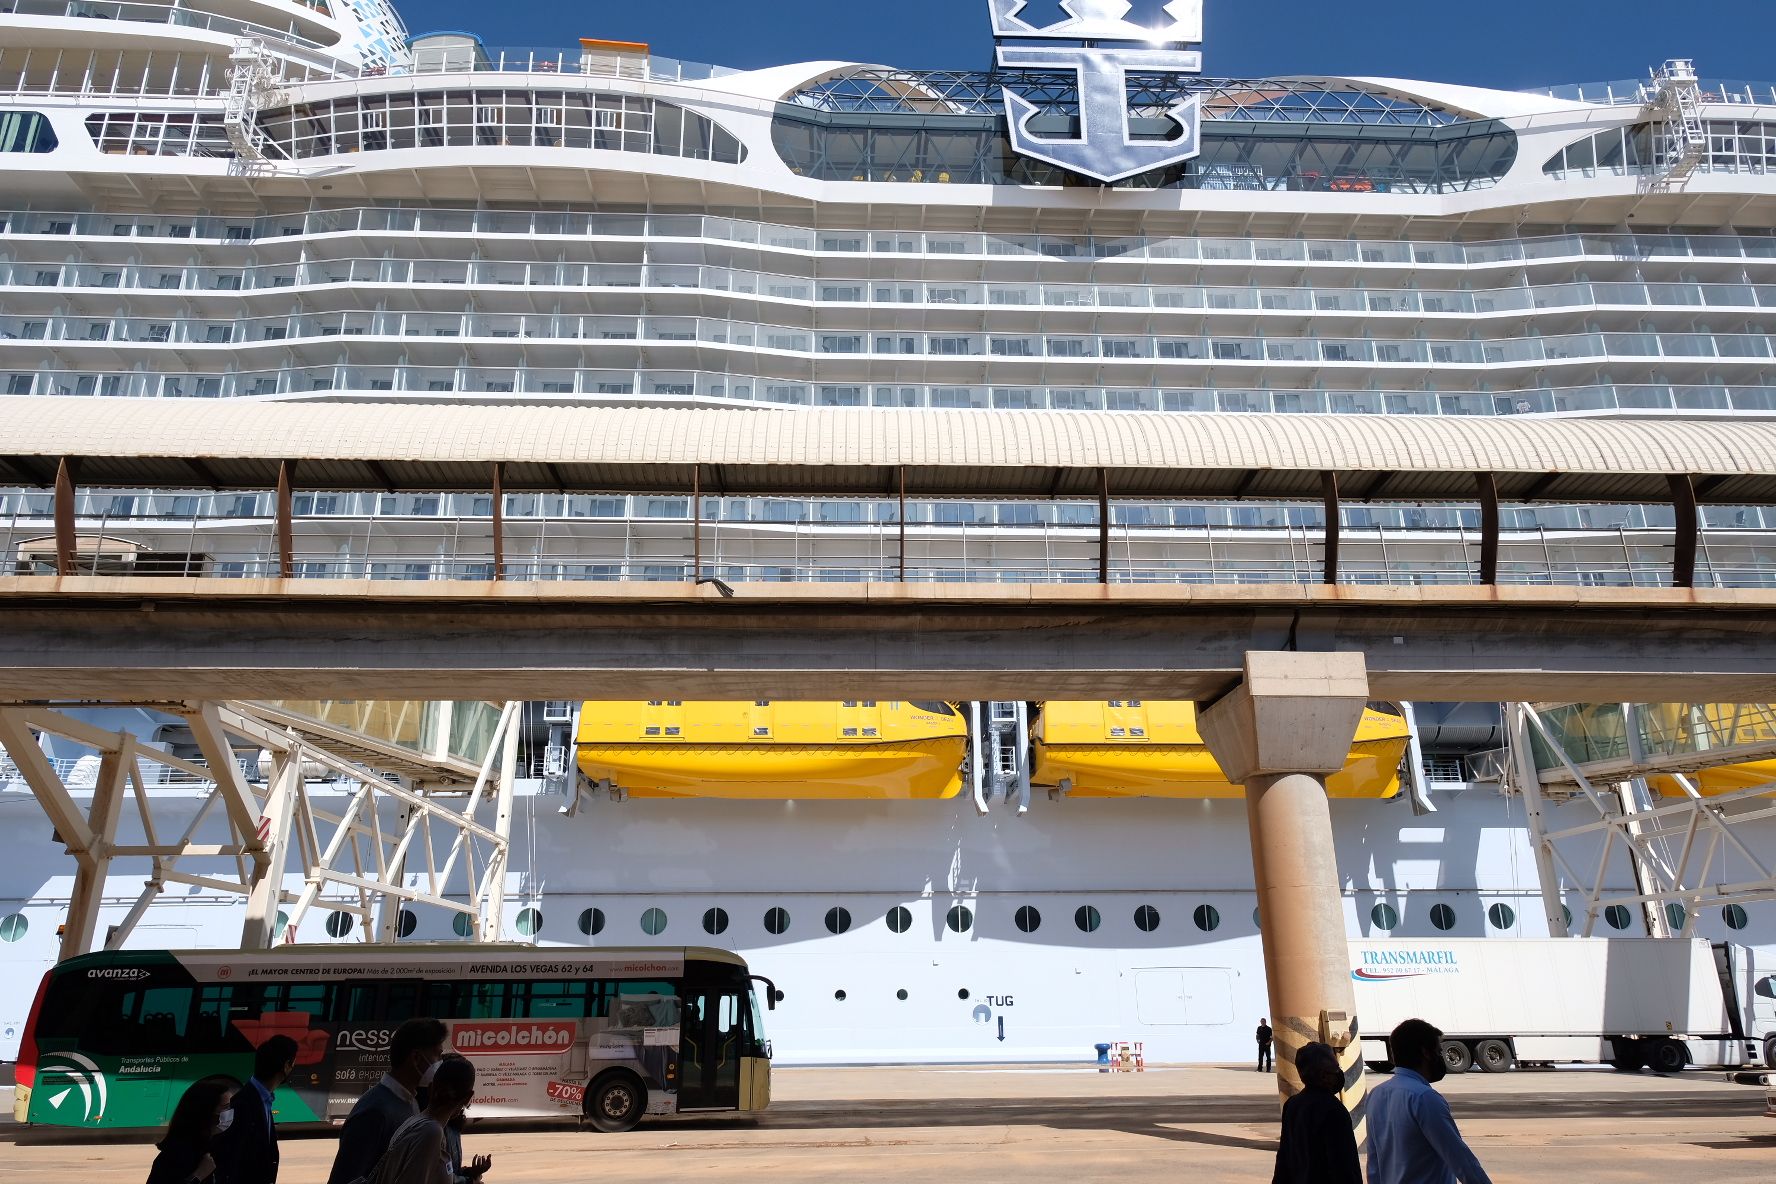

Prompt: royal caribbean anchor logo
xmin=987 ymin=1 xmax=1205 ymax=184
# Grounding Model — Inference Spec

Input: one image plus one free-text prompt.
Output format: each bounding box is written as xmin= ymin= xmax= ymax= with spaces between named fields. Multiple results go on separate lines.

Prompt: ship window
xmin=957 ymin=989 xmax=970 ymax=1000
xmin=0 ymin=913 xmax=25 ymax=942
xmin=326 ymin=912 xmax=355 ymax=938
xmin=702 ymin=907 xmax=729 ymax=935
xmin=1486 ymin=903 xmax=1516 ymax=931
xmin=1603 ymin=905 xmax=1632 ymax=930
xmin=1370 ymin=903 xmax=1399 ymax=932
xmin=578 ymin=907 xmax=605 ymax=936
xmin=454 ymin=913 xmax=475 ymax=938
xmin=1133 ymin=905 xmax=1161 ymax=933
xmin=0 ymin=112 xmax=57 ymax=153
xmin=1253 ymin=907 xmax=1262 ymax=930
xmin=1075 ymin=905 xmax=1101 ymax=933
xmin=1561 ymin=905 xmax=1574 ymax=929
xmin=825 ymin=907 xmax=851 ymax=934
xmin=886 ymin=905 xmax=913 ymax=933
xmin=515 ymin=907 xmax=543 ymax=936
xmin=1193 ymin=904 xmax=1221 ymax=932
xmin=834 ymin=990 xmax=847 ymax=1001
xmin=909 ymin=701 xmax=954 ymax=715
xmin=640 ymin=907 xmax=669 ymax=936
xmin=1665 ymin=903 xmax=1688 ymax=932
xmin=1014 ymin=905 xmax=1041 ymax=933
xmin=1429 ymin=903 xmax=1457 ymax=931
xmin=946 ymin=905 xmax=974 ymax=933
xmin=764 ymin=907 xmax=791 ymax=935
xmin=397 ymin=909 xmax=418 ymax=938
xmin=896 ymin=989 xmax=908 ymax=1000
xmin=1724 ymin=904 xmax=1750 ymax=930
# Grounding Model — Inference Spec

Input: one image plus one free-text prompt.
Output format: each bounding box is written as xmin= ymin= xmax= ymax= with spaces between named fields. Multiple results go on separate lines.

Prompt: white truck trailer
xmin=1350 ymin=938 xmax=1774 ymax=1074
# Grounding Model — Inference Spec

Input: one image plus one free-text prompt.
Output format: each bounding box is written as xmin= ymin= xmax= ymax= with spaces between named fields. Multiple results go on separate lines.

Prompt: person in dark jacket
xmin=326 ymin=1018 xmax=449 ymax=1184
xmin=1257 ymin=1018 xmax=1274 ymax=1071
xmin=1272 ymin=1041 xmax=1362 ymax=1184
xmin=213 ymin=1035 xmax=298 ymax=1184
xmin=148 ymin=1076 xmax=237 ymax=1184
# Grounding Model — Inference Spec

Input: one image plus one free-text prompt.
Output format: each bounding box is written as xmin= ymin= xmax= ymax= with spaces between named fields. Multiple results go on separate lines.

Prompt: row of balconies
xmin=1 ymin=0 xmax=335 ymax=53
xmin=7 ymin=208 xmax=1776 ymax=269
xmin=3 ymin=313 xmax=1772 ymax=369
xmin=5 ymin=365 xmax=1773 ymax=414
xmin=6 ymin=259 xmax=1774 ymax=321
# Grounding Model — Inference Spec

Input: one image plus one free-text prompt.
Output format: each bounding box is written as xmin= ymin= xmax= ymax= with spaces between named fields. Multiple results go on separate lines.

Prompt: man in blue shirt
xmin=1366 ymin=1018 xmax=1493 ymax=1184
xmin=214 ymin=1034 xmax=299 ymax=1184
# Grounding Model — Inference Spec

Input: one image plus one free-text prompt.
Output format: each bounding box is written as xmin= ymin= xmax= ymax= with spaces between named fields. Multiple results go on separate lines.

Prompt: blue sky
xmin=395 ymin=0 xmax=1776 ymax=89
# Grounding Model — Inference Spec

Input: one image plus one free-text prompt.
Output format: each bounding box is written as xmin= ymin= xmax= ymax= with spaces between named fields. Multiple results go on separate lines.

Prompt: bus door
xmin=676 ymin=969 xmax=743 ymax=1111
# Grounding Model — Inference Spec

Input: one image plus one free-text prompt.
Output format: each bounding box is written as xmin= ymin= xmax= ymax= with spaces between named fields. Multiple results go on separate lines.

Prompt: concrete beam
xmin=5 ymin=582 xmax=1776 ymax=702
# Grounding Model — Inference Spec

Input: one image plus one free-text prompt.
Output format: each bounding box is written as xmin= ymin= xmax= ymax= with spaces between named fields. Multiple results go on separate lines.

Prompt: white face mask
xmin=214 ymin=1109 xmax=235 ymax=1135
xmin=418 ymin=1060 xmax=440 ymax=1088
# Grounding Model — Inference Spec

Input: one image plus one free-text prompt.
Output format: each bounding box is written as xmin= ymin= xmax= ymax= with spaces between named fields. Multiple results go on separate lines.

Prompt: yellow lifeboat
xmin=1032 ymin=700 xmax=1411 ymax=799
xmin=1639 ymin=703 xmax=1776 ymax=798
xmin=576 ymin=700 xmax=967 ymax=799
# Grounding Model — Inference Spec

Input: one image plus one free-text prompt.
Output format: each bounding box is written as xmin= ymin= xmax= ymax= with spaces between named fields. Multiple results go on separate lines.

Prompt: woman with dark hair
xmin=363 ymin=1057 xmax=480 ymax=1184
xmin=148 ymin=1077 xmax=238 ymax=1184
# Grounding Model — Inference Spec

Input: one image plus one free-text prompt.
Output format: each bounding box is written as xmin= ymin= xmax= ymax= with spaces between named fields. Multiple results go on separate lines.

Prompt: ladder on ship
xmin=1648 ymin=58 xmax=1710 ymax=189
xmin=223 ymin=38 xmax=281 ymax=169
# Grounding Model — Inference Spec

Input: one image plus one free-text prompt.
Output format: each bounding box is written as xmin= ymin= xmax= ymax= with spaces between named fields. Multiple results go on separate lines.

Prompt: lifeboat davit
xmin=1032 ymin=701 xmax=1411 ymax=799
xmin=576 ymin=700 xmax=967 ymax=799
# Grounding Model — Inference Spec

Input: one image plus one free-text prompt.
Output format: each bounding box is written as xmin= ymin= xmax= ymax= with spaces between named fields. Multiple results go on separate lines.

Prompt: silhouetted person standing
xmin=1256 ymin=1018 xmax=1274 ymax=1071
xmin=148 ymin=1076 xmax=237 ymax=1184
xmin=213 ymin=1035 xmax=297 ymax=1184
xmin=327 ymin=1018 xmax=449 ymax=1184
xmin=1367 ymin=1018 xmax=1493 ymax=1184
xmin=1272 ymin=1041 xmax=1361 ymax=1184
xmin=364 ymin=1056 xmax=478 ymax=1184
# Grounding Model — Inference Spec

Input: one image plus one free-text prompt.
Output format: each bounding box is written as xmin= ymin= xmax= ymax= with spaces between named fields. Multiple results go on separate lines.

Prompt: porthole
xmin=273 ymin=910 xmax=290 ymax=940
xmin=1724 ymin=904 xmax=1750 ymax=930
xmin=1133 ymin=905 xmax=1161 ymax=933
xmin=515 ymin=907 xmax=542 ymax=937
xmin=1075 ymin=905 xmax=1101 ymax=933
xmin=1561 ymin=905 xmax=1574 ymax=929
xmin=578 ymin=907 xmax=605 ymax=936
xmin=946 ymin=905 xmax=974 ymax=933
xmin=834 ymin=989 xmax=848 ymax=1002
xmin=0 ymin=913 xmax=27 ymax=943
xmin=896 ymin=988 xmax=908 ymax=1000
xmin=1252 ymin=906 xmax=1262 ymax=930
xmin=640 ymin=906 xmax=669 ymax=936
xmin=1604 ymin=905 xmax=1633 ymax=931
xmin=454 ymin=912 xmax=475 ymax=938
xmin=1665 ymin=903 xmax=1688 ymax=932
xmin=1486 ymin=903 xmax=1515 ymax=931
xmin=958 ymin=988 xmax=970 ymax=1000
xmin=397 ymin=908 xmax=418 ymax=938
xmin=886 ymin=905 xmax=912 ymax=933
xmin=1015 ymin=905 xmax=1041 ymax=933
xmin=1370 ymin=903 xmax=1399 ymax=932
xmin=325 ymin=911 xmax=354 ymax=938
xmin=764 ymin=907 xmax=791 ymax=935
xmin=1429 ymin=903 xmax=1457 ymax=932
xmin=825 ymin=906 xmax=851 ymax=934
xmin=1193 ymin=904 xmax=1221 ymax=933
xmin=703 ymin=907 xmax=729 ymax=935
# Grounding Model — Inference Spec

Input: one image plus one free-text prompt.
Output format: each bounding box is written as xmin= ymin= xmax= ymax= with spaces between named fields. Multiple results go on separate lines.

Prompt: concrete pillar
xmin=1198 ymin=651 xmax=1370 ymax=1133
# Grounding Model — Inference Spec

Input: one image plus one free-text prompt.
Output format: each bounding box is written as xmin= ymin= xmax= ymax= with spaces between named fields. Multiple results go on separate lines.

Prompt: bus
xmin=14 ymin=945 xmax=774 ymax=1133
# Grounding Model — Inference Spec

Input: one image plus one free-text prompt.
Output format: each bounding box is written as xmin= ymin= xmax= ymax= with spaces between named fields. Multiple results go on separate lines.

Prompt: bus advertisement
xmin=14 ymin=945 xmax=772 ymax=1133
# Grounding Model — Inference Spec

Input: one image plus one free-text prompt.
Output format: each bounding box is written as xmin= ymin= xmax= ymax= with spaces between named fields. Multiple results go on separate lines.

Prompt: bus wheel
xmin=1440 ymin=1041 xmax=1473 ymax=1074
xmin=1474 ymin=1040 xmax=1515 ymax=1073
xmin=585 ymin=1072 xmax=647 ymax=1133
xmin=1650 ymin=1039 xmax=1689 ymax=1074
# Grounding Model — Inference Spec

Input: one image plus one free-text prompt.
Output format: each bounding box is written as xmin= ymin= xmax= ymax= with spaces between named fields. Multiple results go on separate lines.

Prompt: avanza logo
xmin=451 ymin=1022 xmax=577 ymax=1055
xmin=1351 ymin=948 xmax=1461 ymax=983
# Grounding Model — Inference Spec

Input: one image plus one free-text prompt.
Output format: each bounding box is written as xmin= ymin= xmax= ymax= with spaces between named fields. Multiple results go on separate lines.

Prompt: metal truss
xmin=1505 ymin=701 xmax=1776 ymax=939
xmin=0 ymin=699 xmax=521 ymax=960
xmin=788 ymin=67 xmax=1461 ymax=126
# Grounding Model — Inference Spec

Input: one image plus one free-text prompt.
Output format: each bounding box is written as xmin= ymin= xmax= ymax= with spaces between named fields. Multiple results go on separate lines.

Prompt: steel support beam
xmin=241 ymin=748 xmax=299 ymax=948
xmin=491 ymin=462 xmax=505 ymax=582
xmin=1670 ymin=474 xmax=1700 ymax=589
xmin=1477 ymin=472 xmax=1501 ymax=585
xmin=276 ymin=459 xmax=297 ymax=579
xmin=53 ymin=456 xmax=78 ymax=576
xmin=1508 ymin=703 xmax=1571 ymax=937
xmin=1097 ymin=468 xmax=1111 ymax=585
xmin=1321 ymin=472 xmax=1340 ymax=586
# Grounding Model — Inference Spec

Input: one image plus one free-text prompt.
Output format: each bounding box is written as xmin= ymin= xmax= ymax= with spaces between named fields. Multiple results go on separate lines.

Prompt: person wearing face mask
xmin=327 ymin=1018 xmax=449 ymax=1184
xmin=426 ymin=1056 xmax=492 ymax=1184
xmin=213 ymin=1035 xmax=298 ymax=1184
xmin=1365 ymin=1019 xmax=1493 ymax=1184
xmin=148 ymin=1077 xmax=238 ymax=1184
xmin=363 ymin=1057 xmax=479 ymax=1184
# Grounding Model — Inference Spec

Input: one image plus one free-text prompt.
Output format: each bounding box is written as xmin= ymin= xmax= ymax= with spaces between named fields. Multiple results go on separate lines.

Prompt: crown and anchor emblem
xmin=987 ymin=1 xmax=1206 ymax=184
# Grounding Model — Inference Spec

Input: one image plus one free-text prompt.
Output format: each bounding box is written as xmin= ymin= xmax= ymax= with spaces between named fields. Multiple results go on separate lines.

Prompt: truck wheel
xmin=1609 ymin=1040 xmax=1645 ymax=1072
xmin=1474 ymin=1039 xmax=1515 ymax=1073
xmin=1650 ymin=1039 xmax=1689 ymax=1074
xmin=1366 ymin=1061 xmax=1395 ymax=1074
xmin=1763 ymin=1034 xmax=1776 ymax=1069
xmin=584 ymin=1071 xmax=647 ymax=1133
xmin=1440 ymin=1041 xmax=1473 ymax=1074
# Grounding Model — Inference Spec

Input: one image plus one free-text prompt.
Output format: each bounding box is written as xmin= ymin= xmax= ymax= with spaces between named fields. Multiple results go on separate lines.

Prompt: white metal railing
xmin=0 ymin=0 xmax=336 ymax=55
xmin=1524 ymin=77 xmax=1776 ymax=107
xmin=5 ymin=208 xmax=1776 ymax=269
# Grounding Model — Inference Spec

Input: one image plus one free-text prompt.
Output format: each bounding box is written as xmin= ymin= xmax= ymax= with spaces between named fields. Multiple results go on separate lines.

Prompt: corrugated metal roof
xmin=4 ymin=397 xmax=1776 ymax=503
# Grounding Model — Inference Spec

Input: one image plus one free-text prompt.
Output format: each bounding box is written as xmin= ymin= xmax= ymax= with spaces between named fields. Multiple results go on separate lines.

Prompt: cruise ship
xmin=0 ymin=0 xmax=1773 ymax=1067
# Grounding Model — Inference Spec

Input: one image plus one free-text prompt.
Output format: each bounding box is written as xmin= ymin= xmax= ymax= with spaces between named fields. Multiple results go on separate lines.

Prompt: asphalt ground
xmin=1 ymin=1064 xmax=1770 ymax=1182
